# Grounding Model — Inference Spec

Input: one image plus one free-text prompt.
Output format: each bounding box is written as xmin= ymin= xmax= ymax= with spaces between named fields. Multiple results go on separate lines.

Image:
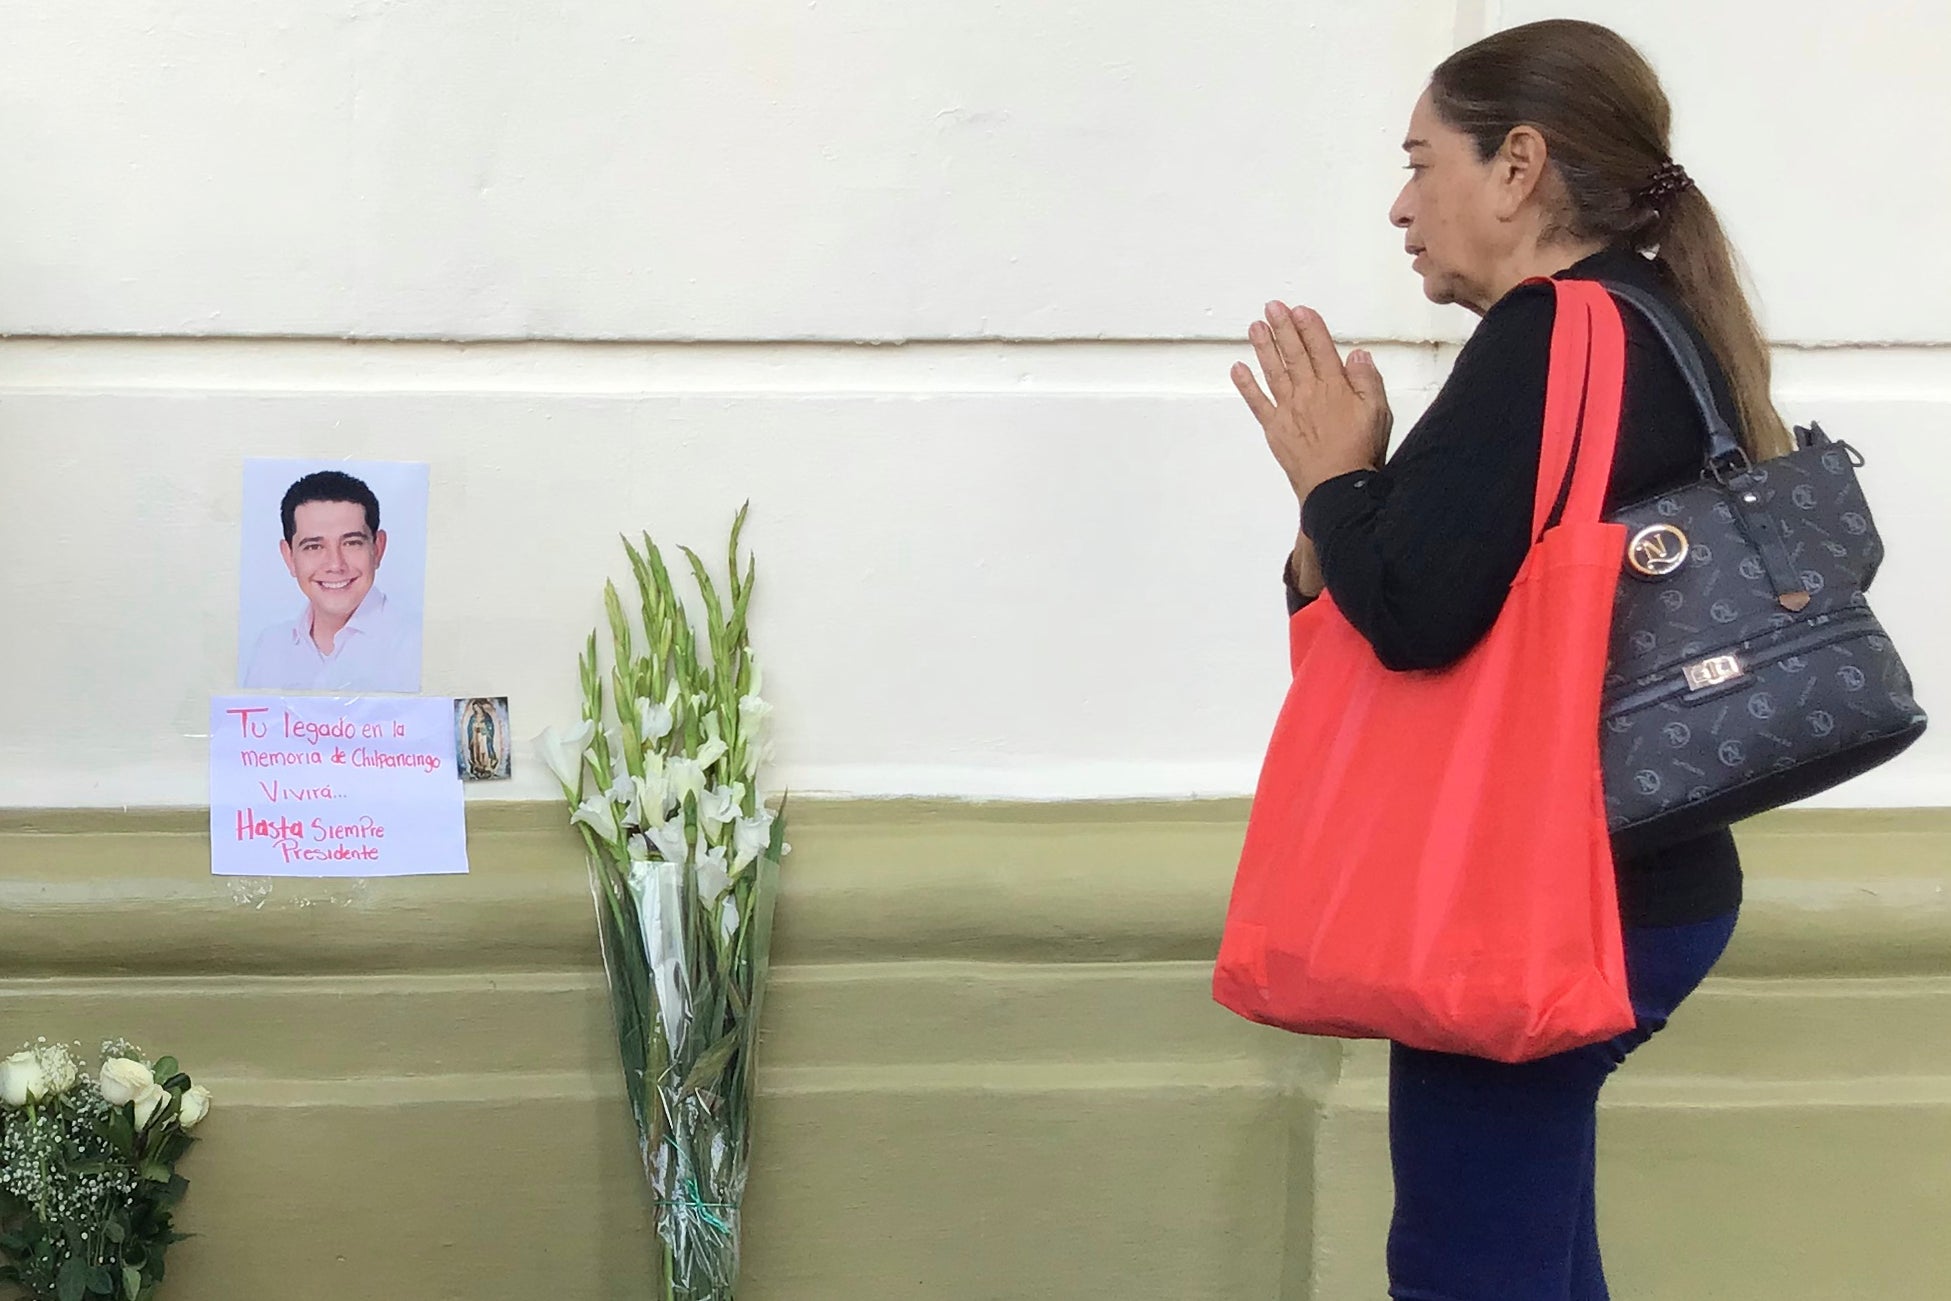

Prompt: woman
xmin=1230 ymin=20 xmax=1782 ymax=1300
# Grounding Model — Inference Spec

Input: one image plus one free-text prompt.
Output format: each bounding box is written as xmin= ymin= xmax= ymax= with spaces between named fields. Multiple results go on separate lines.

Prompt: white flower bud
xmin=99 ymin=1057 xmax=156 ymax=1107
xmin=665 ymin=757 xmax=708 ymax=809
xmin=179 ymin=1084 xmax=213 ymax=1130
xmin=569 ymin=795 xmax=621 ymax=844
xmin=698 ymin=783 xmax=744 ymax=833
xmin=695 ymin=844 xmax=732 ymax=905
xmin=647 ymin=813 xmax=691 ymax=866
xmin=131 ymin=1082 xmax=168 ymax=1128
xmin=0 ymin=1050 xmax=49 ymax=1107
xmin=636 ymin=696 xmax=674 ymax=743
xmin=730 ymin=809 xmax=778 ymax=873
xmin=609 ymin=774 xmax=643 ymax=830
xmin=535 ymin=720 xmax=595 ymax=794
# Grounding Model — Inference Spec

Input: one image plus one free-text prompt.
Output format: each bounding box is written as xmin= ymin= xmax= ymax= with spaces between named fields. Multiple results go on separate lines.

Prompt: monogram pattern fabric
xmin=1600 ymin=431 xmax=1927 ymax=842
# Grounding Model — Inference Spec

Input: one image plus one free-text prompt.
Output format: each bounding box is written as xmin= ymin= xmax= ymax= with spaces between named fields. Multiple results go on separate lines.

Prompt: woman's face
xmin=1389 ymin=90 xmax=1511 ymax=314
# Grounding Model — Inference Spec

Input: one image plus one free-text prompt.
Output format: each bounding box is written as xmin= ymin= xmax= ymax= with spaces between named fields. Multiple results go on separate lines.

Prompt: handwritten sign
xmin=209 ymin=696 xmax=468 ymax=877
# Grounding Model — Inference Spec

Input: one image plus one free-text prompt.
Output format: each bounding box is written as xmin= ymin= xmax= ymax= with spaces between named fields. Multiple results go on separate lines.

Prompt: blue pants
xmin=1386 ymin=910 xmax=1739 ymax=1301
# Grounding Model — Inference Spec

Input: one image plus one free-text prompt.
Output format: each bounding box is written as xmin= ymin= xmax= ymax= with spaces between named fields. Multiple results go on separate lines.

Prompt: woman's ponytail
xmin=1652 ymin=186 xmax=1792 ymax=460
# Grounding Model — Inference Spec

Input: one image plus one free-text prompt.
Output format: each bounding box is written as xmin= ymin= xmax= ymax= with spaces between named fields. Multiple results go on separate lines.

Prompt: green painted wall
xmin=3 ymin=803 xmax=1948 ymax=1299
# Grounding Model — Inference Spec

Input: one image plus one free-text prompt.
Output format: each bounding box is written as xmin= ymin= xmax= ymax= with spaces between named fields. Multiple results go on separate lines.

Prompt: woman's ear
xmin=1494 ymin=124 xmax=1551 ymax=221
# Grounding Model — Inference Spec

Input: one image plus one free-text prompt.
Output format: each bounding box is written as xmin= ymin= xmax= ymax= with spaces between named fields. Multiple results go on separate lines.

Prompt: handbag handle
xmin=1600 ymin=280 xmax=1746 ymax=469
xmin=1604 ymin=280 xmax=1815 ymax=609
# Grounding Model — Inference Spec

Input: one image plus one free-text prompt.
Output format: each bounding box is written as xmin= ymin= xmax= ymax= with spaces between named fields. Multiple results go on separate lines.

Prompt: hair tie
xmin=1637 ymin=159 xmax=1695 ymax=209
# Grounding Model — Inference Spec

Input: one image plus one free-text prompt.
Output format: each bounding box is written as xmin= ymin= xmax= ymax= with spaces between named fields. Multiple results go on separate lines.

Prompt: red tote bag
xmin=1212 ymin=279 xmax=1636 ymax=1063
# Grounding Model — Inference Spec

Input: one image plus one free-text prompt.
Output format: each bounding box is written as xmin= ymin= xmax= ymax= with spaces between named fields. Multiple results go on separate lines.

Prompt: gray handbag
xmin=1598 ymin=282 xmax=1928 ymax=853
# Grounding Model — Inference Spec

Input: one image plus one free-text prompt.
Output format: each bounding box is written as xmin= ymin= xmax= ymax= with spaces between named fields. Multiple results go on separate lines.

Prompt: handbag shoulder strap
xmin=1601 ymin=279 xmax=1745 ymax=467
xmin=1532 ymin=278 xmax=1628 ymax=537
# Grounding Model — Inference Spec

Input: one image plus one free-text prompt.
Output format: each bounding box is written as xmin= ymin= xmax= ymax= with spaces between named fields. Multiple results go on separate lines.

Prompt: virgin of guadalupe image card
xmin=455 ymin=696 xmax=513 ymax=781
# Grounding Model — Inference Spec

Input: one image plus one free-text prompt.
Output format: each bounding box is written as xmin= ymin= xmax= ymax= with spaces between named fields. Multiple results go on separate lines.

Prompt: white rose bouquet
xmin=539 ymin=508 xmax=787 ymax=1301
xmin=0 ymin=1042 xmax=210 ymax=1301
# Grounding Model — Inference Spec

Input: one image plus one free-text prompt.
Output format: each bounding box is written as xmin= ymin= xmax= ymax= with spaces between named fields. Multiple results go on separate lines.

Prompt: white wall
xmin=2 ymin=2 xmax=1946 ymax=809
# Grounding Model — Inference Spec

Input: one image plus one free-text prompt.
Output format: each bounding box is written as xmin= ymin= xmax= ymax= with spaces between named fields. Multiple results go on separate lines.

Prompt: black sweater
xmin=1288 ymin=246 xmax=1741 ymax=928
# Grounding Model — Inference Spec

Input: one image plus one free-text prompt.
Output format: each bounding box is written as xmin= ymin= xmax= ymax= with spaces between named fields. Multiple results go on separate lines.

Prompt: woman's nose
xmin=1390 ymin=194 xmax=1413 ymax=229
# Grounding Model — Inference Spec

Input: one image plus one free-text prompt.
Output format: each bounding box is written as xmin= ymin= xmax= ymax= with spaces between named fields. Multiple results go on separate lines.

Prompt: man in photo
xmin=241 ymin=470 xmax=420 ymax=692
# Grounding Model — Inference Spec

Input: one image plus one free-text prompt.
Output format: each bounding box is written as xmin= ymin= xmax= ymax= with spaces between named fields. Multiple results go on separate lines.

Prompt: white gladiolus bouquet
xmin=538 ymin=508 xmax=787 ymax=1301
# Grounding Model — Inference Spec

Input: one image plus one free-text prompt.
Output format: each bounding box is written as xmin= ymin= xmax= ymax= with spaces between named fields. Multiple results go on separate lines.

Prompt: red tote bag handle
xmin=1532 ymin=277 xmax=1627 ymax=536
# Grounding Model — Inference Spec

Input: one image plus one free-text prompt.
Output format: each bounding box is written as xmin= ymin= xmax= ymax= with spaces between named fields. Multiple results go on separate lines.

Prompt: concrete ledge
xmin=0 ymin=958 xmax=1315 ymax=1300
xmin=3 ymin=802 xmax=1948 ymax=976
xmin=3 ymin=801 xmax=1949 ymax=1298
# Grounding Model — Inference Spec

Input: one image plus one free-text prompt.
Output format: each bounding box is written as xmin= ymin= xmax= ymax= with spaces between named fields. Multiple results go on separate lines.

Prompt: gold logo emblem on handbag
xmin=1627 ymin=523 xmax=1690 ymax=577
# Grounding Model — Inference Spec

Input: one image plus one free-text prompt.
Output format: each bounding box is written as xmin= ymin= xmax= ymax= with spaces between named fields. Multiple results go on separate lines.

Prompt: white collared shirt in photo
xmin=241 ymin=587 xmax=422 ymax=694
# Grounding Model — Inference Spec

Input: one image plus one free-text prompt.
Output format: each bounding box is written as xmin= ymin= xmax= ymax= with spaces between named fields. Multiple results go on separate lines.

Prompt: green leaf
xmin=162 ymin=1175 xmax=189 ymax=1207
xmin=726 ymin=500 xmax=750 ymax=604
xmin=122 ymin=1266 xmax=142 ymax=1301
xmin=741 ymin=839 xmax=786 ymax=1042
xmin=58 ymin=1255 xmax=90 ymax=1301
xmin=88 ymin=1264 xmax=116 ymax=1295
xmin=103 ymin=1220 xmax=125 ymax=1245
xmin=139 ymin=1162 xmax=170 ymax=1184
xmin=107 ymin=1108 xmax=135 ymax=1157
xmin=151 ymin=1058 xmax=178 ymax=1082
xmin=766 ymin=805 xmax=789 ymax=861
xmin=678 ymin=1028 xmax=740 ymax=1096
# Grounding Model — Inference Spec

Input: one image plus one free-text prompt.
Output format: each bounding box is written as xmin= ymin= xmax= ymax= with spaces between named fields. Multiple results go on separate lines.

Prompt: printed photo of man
xmin=241 ymin=469 xmax=422 ymax=692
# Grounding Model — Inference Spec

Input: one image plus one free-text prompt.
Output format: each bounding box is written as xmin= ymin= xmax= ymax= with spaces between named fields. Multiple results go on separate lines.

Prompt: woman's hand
xmin=1232 ymin=301 xmax=1393 ymax=505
